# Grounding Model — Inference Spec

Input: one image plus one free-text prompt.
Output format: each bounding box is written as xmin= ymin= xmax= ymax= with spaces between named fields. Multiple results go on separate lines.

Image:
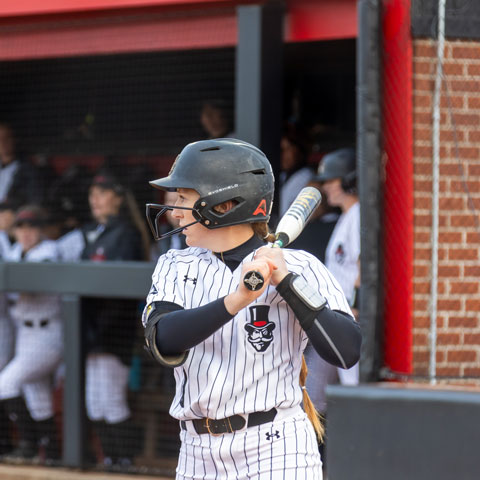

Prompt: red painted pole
xmin=381 ymin=0 xmax=413 ymax=375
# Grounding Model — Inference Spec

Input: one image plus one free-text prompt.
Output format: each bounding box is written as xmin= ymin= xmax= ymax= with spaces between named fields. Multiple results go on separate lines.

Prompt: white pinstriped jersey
xmin=0 ymin=230 xmax=13 ymax=258
xmin=143 ymin=246 xmax=352 ymax=422
xmin=6 ymin=238 xmax=60 ymax=263
xmin=325 ymin=201 xmax=360 ymax=305
xmin=0 ymin=239 xmax=63 ymax=421
xmin=6 ymin=239 xmax=61 ymax=318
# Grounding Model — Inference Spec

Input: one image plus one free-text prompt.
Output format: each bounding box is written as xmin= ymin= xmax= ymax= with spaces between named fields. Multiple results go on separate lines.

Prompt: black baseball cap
xmin=14 ymin=205 xmax=47 ymax=227
xmin=0 ymin=198 xmax=21 ymax=212
xmin=90 ymin=173 xmax=125 ymax=194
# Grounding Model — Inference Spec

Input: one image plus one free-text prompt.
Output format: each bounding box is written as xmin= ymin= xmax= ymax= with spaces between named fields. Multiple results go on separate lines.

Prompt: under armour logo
xmin=183 ymin=275 xmax=197 ymax=285
xmin=265 ymin=431 xmax=280 ymax=441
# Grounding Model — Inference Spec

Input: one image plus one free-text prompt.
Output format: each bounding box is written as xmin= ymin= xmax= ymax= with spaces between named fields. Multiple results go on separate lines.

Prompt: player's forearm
xmin=275 ymin=273 xmax=361 ymax=369
xmin=303 ymin=310 xmax=361 ymax=369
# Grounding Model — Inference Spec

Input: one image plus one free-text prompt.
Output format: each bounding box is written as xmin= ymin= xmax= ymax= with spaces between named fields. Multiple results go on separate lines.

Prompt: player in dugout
xmin=142 ymin=138 xmax=361 ymax=479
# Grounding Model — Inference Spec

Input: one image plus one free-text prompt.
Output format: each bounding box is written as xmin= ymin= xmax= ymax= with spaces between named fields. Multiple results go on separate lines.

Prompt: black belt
xmin=180 ymin=408 xmax=277 ymax=435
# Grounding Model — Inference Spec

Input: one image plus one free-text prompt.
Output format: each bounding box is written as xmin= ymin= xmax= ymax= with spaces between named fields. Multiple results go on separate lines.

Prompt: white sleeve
xmin=56 ymin=229 xmax=85 ymax=262
xmin=337 ymin=362 xmax=359 ymax=385
xmin=142 ymin=250 xmax=183 ymax=327
xmin=288 ymin=250 xmax=353 ymax=316
xmin=28 ymin=240 xmax=60 ymax=262
xmin=0 ymin=231 xmax=10 ymax=258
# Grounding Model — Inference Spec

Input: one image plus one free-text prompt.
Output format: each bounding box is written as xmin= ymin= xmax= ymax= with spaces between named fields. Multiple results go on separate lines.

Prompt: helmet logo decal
xmin=253 ymin=199 xmax=267 ymax=216
xmin=168 ymin=155 xmax=180 ymax=175
xmin=207 ymin=184 xmax=238 ymax=196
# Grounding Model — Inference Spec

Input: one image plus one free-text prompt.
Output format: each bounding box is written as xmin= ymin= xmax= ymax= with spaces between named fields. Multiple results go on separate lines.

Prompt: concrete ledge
xmin=326 ymin=383 xmax=480 ymax=480
xmin=0 ymin=465 xmax=173 ymax=480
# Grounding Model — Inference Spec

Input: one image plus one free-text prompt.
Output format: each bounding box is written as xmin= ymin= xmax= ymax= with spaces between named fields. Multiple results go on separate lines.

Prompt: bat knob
xmin=243 ymin=271 xmax=265 ymax=291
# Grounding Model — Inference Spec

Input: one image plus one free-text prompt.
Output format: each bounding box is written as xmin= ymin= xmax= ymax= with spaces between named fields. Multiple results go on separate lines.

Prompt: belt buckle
xmin=205 ymin=417 xmax=232 ymax=436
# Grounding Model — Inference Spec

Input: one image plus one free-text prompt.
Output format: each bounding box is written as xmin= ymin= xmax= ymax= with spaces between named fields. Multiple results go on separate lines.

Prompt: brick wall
xmin=412 ymin=39 xmax=480 ymax=382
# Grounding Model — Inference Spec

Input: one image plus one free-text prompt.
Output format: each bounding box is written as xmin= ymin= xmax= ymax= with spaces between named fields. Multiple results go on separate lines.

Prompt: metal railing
xmin=0 ymin=260 xmax=155 ymax=467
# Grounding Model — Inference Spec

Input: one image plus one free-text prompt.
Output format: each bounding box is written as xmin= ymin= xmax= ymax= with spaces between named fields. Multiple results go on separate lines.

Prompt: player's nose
xmin=171 ymin=207 xmax=183 ymax=219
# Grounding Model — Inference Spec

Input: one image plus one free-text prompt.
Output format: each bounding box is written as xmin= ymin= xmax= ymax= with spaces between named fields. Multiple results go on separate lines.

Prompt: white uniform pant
xmin=176 ymin=406 xmax=322 ymax=480
xmin=85 ymin=353 xmax=130 ymax=424
xmin=0 ymin=318 xmax=63 ymax=420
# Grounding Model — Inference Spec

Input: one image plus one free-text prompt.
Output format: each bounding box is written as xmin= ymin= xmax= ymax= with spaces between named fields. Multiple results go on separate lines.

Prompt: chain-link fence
xmin=0 ymin=8 xmax=236 ymax=478
xmin=0 ymin=4 xmax=361 ymax=477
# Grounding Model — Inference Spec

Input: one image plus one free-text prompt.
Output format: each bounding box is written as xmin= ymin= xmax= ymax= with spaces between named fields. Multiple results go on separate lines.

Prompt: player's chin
xmin=183 ymin=233 xmax=198 ymax=248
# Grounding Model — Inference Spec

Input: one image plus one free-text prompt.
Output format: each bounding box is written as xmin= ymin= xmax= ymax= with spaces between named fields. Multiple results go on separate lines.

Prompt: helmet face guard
xmin=146 ymin=203 xmax=201 ymax=241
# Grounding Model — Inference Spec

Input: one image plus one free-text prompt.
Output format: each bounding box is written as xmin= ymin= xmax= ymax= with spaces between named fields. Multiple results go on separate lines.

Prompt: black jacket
xmin=81 ymin=215 xmax=143 ymax=365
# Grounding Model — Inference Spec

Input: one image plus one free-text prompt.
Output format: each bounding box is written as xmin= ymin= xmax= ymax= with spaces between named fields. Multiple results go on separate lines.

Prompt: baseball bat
xmin=243 ymin=186 xmax=322 ymax=291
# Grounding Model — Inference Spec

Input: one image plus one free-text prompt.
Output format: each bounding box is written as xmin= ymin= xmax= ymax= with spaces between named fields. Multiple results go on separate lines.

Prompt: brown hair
xmin=252 ymin=222 xmax=276 ymax=243
xmin=124 ymin=190 xmax=152 ymax=261
xmin=300 ymin=355 xmax=324 ymax=442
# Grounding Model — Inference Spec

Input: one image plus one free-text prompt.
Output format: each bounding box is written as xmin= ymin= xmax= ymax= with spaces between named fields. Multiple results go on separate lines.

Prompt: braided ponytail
xmin=300 ymin=355 xmax=324 ymax=442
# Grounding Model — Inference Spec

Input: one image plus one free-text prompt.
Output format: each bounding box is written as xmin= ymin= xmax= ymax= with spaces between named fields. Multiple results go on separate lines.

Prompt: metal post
xmin=235 ymin=1 xmax=284 ymax=219
xmin=429 ymin=0 xmax=446 ymax=385
xmin=357 ymin=0 xmax=383 ymax=382
xmin=62 ymin=294 xmax=86 ymax=467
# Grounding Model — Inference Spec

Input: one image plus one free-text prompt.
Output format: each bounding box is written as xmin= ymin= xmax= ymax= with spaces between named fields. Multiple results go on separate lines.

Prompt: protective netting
xmin=0 ymin=10 xmax=235 ymax=477
xmin=0 ymin=6 xmax=361 ymax=476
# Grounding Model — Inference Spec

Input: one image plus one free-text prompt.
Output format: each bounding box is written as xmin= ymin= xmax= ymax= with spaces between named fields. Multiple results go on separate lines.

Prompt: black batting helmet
xmin=146 ymin=138 xmax=274 ymax=240
xmin=315 ymin=147 xmax=357 ymax=193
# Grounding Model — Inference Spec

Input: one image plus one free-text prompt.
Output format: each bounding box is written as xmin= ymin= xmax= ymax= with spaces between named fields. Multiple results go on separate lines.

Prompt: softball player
xmin=0 ymin=202 xmax=17 ymax=456
xmin=0 ymin=200 xmax=19 ymax=373
xmin=143 ymin=139 xmax=361 ymax=480
xmin=0 ymin=205 xmax=62 ymax=461
xmin=318 ymin=148 xmax=360 ymax=309
xmin=80 ymin=173 xmax=145 ymax=467
xmin=317 ymin=147 xmax=360 ymax=385
xmin=308 ymin=148 xmax=361 ymax=472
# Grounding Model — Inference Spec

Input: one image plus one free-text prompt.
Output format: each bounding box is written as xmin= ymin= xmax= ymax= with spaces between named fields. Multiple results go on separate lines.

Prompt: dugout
xmin=0 ymin=0 xmax=360 ymax=475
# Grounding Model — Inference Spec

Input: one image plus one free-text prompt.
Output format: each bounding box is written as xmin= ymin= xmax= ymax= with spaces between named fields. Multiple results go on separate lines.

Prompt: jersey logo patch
xmin=183 ymin=275 xmax=197 ymax=285
xmin=265 ymin=430 xmax=280 ymax=441
xmin=253 ymin=199 xmax=267 ymax=216
xmin=245 ymin=305 xmax=275 ymax=352
xmin=335 ymin=243 xmax=346 ymax=265
xmin=149 ymin=284 xmax=158 ymax=295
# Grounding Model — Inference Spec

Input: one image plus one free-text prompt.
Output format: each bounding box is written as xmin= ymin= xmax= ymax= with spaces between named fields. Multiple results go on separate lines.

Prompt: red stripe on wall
xmin=0 ymin=1 xmax=357 ymax=60
xmin=0 ymin=0 xmax=231 ymax=17
xmin=0 ymin=13 xmax=237 ymax=59
xmin=286 ymin=0 xmax=357 ymax=42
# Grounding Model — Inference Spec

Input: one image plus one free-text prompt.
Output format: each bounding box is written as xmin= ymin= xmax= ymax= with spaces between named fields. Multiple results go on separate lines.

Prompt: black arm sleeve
xmin=153 ymin=298 xmax=234 ymax=356
xmin=304 ymin=309 xmax=362 ymax=369
xmin=276 ymin=273 xmax=362 ymax=369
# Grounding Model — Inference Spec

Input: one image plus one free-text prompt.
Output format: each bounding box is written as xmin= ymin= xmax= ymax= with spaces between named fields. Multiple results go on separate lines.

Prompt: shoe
xmin=36 ymin=417 xmax=61 ymax=464
xmin=0 ymin=440 xmax=39 ymax=463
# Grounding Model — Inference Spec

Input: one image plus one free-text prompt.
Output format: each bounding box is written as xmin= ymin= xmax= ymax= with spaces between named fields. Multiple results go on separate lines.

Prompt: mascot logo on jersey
xmin=245 ymin=304 xmax=275 ymax=352
xmin=335 ymin=243 xmax=346 ymax=265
